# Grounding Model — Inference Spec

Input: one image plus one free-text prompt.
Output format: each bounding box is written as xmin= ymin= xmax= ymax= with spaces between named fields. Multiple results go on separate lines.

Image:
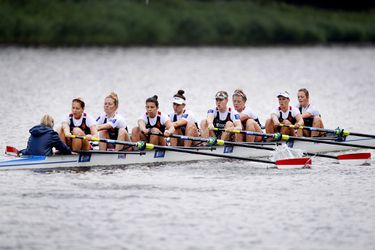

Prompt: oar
xmin=278 ymin=124 xmax=375 ymax=139
xmin=67 ymin=135 xmax=312 ymax=169
xmin=162 ymin=134 xmax=371 ymax=163
xmin=150 ymin=132 xmax=278 ymax=150
xmin=213 ymin=128 xmax=375 ymax=150
xmin=5 ymin=146 xmax=20 ymax=156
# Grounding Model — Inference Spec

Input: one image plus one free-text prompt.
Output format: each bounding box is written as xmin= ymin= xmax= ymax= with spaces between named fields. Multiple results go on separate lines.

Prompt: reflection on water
xmin=0 ymin=47 xmax=375 ymax=250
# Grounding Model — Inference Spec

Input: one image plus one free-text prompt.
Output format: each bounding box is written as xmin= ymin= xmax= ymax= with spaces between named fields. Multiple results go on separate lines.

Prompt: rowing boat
xmin=0 ymin=135 xmax=373 ymax=171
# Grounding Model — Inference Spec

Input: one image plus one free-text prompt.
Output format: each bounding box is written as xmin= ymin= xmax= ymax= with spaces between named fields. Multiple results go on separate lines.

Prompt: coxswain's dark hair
xmin=146 ymin=95 xmax=159 ymax=107
xmin=174 ymin=90 xmax=186 ymax=100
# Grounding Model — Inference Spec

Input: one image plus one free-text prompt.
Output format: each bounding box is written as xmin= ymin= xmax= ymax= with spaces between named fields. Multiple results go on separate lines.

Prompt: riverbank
xmin=1 ymin=0 xmax=374 ymax=46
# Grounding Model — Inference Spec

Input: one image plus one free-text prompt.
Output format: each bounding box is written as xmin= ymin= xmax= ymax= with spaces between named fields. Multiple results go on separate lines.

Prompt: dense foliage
xmin=0 ymin=0 xmax=374 ymax=46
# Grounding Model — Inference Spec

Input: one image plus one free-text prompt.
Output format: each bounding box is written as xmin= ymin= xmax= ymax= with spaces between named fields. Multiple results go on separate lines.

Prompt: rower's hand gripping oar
xmin=213 ymin=128 xmax=375 ymax=150
xmin=67 ymin=135 xmax=312 ymax=169
xmin=278 ymin=124 xmax=375 ymax=139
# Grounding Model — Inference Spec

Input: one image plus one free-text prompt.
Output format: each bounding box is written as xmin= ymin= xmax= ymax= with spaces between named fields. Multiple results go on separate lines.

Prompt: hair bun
xmin=110 ymin=91 xmax=118 ymax=100
xmin=177 ymin=90 xmax=185 ymax=95
xmin=153 ymin=95 xmax=158 ymax=100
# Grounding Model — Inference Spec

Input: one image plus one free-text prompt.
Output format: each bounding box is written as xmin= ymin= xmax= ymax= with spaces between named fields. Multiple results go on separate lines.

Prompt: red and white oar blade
xmin=275 ymin=157 xmax=312 ymax=169
xmin=5 ymin=146 xmax=20 ymax=156
xmin=336 ymin=152 xmax=371 ymax=165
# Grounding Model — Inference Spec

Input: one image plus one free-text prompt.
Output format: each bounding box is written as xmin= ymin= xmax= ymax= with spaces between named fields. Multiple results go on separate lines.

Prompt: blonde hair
xmin=232 ymin=89 xmax=247 ymax=102
xmin=40 ymin=114 xmax=54 ymax=128
xmin=106 ymin=92 xmax=119 ymax=108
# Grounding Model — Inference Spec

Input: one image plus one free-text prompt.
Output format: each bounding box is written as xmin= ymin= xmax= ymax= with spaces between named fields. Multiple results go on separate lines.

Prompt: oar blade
xmin=336 ymin=152 xmax=371 ymax=165
xmin=275 ymin=157 xmax=312 ymax=169
xmin=5 ymin=146 xmax=20 ymax=156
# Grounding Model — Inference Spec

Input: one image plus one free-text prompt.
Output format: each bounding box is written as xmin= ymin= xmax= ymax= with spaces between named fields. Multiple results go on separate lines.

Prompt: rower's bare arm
xmin=90 ymin=125 xmax=99 ymax=138
xmin=62 ymin=122 xmax=71 ymax=135
xmin=271 ymin=114 xmax=280 ymax=126
xmin=295 ymin=114 xmax=304 ymax=127
xmin=138 ymin=119 xmax=148 ymax=134
xmin=173 ymin=119 xmax=187 ymax=128
xmin=240 ymin=113 xmax=250 ymax=122
xmin=164 ymin=120 xmax=175 ymax=137
xmin=301 ymin=112 xmax=313 ymax=119
xmin=97 ymin=123 xmax=112 ymax=131
xmin=207 ymin=114 xmax=215 ymax=130
xmin=234 ymin=120 xmax=243 ymax=130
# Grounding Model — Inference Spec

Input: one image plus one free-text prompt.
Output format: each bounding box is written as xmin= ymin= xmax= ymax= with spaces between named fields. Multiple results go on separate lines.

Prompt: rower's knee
xmin=245 ymin=119 xmax=256 ymax=130
xmin=99 ymin=130 xmax=109 ymax=139
xmin=265 ymin=119 xmax=274 ymax=133
xmin=313 ymin=116 xmax=323 ymax=127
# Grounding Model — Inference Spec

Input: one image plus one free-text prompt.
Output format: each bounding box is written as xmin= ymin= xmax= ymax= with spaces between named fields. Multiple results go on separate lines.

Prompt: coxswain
xmin=200 ymin=90 xmax=242 ymax=141
xmin=58 ymin=97 xmax=98 ymax=151
xmin=131 ymin=95 xmax=174 ymax=146
xmin=232 ymin=89 xmax=263 ymax=142
xmin=21 ymin=114 xmax=71 ymax=156
xmin=265 ymin=91 xmax=303 ymax=136
xmin=96 ymin=92 xmax=130 ymax=151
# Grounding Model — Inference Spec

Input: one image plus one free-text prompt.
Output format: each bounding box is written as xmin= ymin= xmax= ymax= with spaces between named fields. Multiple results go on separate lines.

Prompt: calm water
xmin=0 ymin=47 xmax=375 ymax=250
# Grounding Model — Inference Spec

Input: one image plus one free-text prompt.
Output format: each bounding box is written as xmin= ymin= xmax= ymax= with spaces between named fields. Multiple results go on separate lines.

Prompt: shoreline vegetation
xmin=1 ymin=0 xmax=374 ymax=47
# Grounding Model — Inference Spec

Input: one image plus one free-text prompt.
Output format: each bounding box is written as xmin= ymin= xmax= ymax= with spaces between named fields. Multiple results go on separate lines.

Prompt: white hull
xmin=1 ymin=136 xmax=374 ymax=171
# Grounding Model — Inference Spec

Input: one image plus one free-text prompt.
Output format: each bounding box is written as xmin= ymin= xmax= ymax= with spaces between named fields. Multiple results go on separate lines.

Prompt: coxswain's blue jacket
xmin=21 ymin=125 xmax=71 ymax=156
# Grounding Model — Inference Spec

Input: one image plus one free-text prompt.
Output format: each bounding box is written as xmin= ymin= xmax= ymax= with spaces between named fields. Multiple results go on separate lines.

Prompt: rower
xmin=58 ymin=97 xmax=98 ymax=151
xmin=296 ymin=88 xmax=324 ymax=137
xmin=21 ymin=114 xmax=71 ymax=156
xmin=200 ymin=90 xmax=242 ymax=142
xmin=96 ymin=92 xmax=130 ymax=151
xmin=168 ymin=90 xmax=199 ymax=147
xmin=232 ymin=89 xmax=263 ymax=142
xmin=131 ymin=95 xmax=175 ymax=146
xmin=265 ymin=91 xmax=304 ymax=136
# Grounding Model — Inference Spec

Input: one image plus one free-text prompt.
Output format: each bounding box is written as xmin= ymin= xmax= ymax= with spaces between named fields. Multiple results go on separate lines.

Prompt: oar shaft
xmin=68 ymin=134 xmax=277 ymax=164
xmin=154 ymin=133 xmax=277 ymax=151
xmin=279 ymin=124 xmax=375 ymax=139
xmin=214 ymin=128 xmax=375 ymax=150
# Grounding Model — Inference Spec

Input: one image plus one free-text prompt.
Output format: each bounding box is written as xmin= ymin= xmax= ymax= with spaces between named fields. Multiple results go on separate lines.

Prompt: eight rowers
xmin=232 ymin=89 xmax=263 ymax=142
xmin=296 ymin=88 xmax=324 ymax=137
xmin=168 ymin=90 xmax=199 ymax=147
xmin=131 ymin=95 xmax=175 ymax=146
xmin=200 ymin=91 xmax=242 ymax=141
xmin=96 ymin=92 xmax=130 ymax=151
xmin=265 ymin=91 xmax=304 ymax=136
xmin=58 ymin=97 xmax=98 ymax=151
